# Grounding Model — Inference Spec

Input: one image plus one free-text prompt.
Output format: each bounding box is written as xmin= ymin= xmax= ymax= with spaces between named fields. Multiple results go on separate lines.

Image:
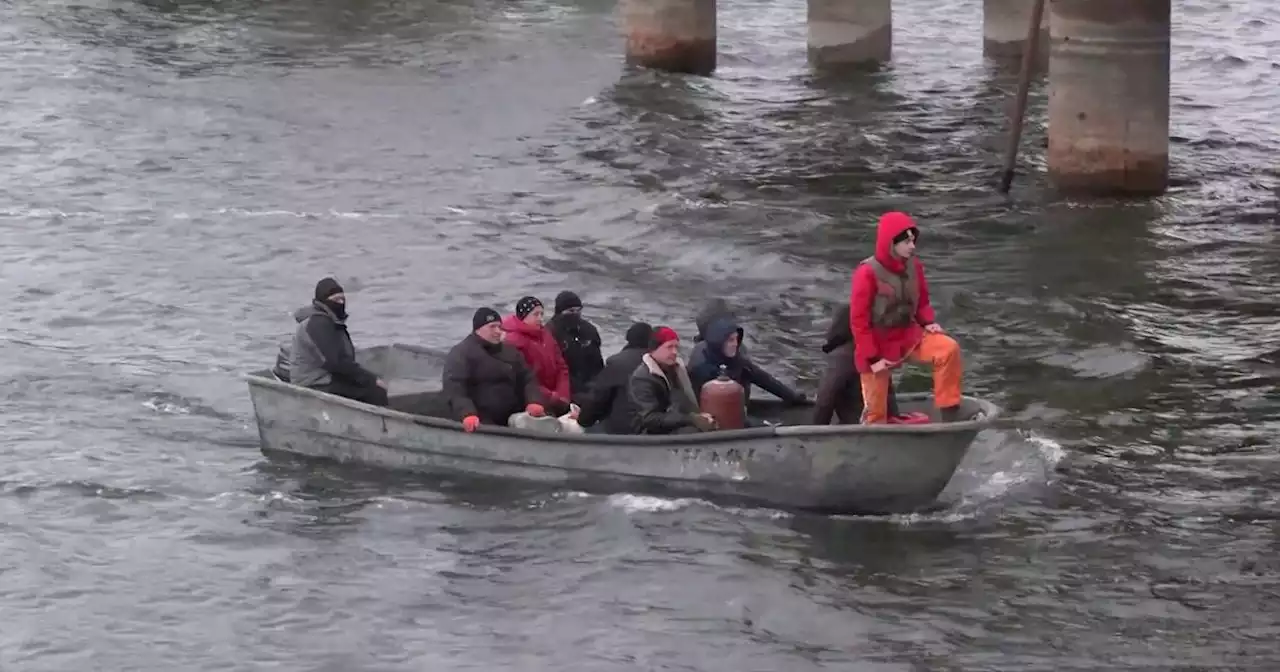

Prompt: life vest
xmin=862 ymin=256 xmax=919 ymax=328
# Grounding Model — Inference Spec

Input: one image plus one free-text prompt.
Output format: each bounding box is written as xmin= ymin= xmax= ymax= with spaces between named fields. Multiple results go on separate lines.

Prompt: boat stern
xmin=764 ymin=425 xmax=981 ymax=515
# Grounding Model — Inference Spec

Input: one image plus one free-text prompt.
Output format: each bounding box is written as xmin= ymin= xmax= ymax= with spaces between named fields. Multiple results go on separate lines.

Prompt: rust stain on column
xmin=623 ymin=0 xmax=717 ymax=76
xmin=1048 ymin=0 xmax=1171 ymax=195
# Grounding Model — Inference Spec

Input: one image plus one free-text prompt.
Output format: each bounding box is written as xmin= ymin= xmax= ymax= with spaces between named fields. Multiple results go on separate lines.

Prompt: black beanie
xmin=554 ymin=291 xmax=583 ymax=315
xmin=314 ymin=277 xmax=344 ymax=301
xmin=515 ymin=296 xmax=543 ymax=320
xmin=472 ymin=307 xmax=501 ymax=331
xmin=624 ymin=322 xmax=653 ymax=348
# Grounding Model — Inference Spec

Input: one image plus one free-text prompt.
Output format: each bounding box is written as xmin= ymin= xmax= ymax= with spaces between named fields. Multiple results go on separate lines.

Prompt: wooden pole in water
xmin=997 ymin=0 xmax=1047 ymax=193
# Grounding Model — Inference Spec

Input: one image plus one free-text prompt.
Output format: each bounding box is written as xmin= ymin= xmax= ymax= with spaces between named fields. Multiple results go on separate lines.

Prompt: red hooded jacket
xmin=500 ymin=314 xmax=571 ymax=404
xmin=849 ymin=212 xmax=937 ymax=373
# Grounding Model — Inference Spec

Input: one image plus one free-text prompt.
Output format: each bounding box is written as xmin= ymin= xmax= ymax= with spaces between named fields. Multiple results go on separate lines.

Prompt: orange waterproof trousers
xmin=859 ymin=332 xmax=963 ymax=424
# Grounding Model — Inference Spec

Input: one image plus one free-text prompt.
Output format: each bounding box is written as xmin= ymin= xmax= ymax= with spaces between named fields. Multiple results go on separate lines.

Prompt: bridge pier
xmin=984 ymin=0 xmax=1048 ymax=66
xmin=807 ymin=0 xmax=892 ymax=68
xmin=1048 ymin=0 xmax=1171 ymax=195
xmin=622 ymin=0 xmax=717 ymax=75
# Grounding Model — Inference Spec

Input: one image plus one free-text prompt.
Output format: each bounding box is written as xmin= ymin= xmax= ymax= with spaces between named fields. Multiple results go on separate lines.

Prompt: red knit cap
xmin=648 ymin=326 xmax=679 ymax=350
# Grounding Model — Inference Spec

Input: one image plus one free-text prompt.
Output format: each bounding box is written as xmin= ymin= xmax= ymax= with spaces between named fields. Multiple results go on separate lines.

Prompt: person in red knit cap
xmin=626 ymin=326 xmax=717 ymax=434
xmin=849 ymin=212 xmax=965 ymax=424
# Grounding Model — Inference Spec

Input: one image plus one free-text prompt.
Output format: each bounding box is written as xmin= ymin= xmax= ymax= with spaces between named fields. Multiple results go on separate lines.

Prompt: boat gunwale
xmin=244 ymin=349 xmax=1002 ymax=447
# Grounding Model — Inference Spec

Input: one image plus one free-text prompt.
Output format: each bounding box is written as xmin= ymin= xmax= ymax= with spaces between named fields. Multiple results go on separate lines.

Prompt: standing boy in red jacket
xmin=849 ymin=212 xmax=965 ymax=423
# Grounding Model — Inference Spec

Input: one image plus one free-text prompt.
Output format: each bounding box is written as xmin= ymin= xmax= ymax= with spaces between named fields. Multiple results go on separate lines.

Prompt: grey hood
xmin=294 ymin=300 xmax=344 ymax=325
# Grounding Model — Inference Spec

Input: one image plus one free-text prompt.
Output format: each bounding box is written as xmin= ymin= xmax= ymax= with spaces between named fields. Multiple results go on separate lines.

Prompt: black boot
xmin=939 ymin=405 xmax=961 ymax=423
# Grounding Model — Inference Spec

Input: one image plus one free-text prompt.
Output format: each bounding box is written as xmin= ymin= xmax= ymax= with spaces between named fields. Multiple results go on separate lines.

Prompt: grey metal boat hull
xmin=245 ymin=344 xmax=1002 ymax=515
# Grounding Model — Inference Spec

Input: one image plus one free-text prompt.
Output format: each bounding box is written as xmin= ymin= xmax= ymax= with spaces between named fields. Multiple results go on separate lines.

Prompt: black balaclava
xmin=314 ymin=277 xmax=347 ymax=321
xmin=554 ymin=291 xmax=583 ymax=323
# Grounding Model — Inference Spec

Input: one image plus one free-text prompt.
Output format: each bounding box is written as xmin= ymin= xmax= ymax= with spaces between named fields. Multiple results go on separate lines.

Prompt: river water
xmin=1 ymin=0 xmax=1276 ymax=668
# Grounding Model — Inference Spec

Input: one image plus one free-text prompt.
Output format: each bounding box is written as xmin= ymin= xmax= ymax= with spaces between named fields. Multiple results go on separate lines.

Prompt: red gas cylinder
xmin=699 ymin=365 xmax=745 ymax=430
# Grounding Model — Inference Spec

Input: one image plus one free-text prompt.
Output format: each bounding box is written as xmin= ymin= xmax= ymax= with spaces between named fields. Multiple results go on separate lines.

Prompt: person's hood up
xmin=297 ymin=300 xmax=343 ymax=325
xmin=703 ymin=317 xmax=744 ymax=365
xmin=695 ymin=298 xmax=737 ymax=342
xmin=874 ymin=211 xmax=920 ymax=274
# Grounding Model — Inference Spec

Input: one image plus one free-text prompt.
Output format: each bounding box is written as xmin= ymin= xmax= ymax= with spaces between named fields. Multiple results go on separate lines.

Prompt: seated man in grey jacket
xmin=289 ymin=278 xmax=388 ymax=406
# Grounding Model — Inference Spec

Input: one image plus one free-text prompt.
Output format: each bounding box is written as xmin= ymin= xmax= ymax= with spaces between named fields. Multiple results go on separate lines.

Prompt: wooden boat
xmin=244 ymin=343 xmax=1002 ymax=515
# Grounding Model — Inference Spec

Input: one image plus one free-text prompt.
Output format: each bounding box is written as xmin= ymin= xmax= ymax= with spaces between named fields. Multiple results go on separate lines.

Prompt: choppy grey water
xmin=1 ymin=0 xmax=1276 ymax=668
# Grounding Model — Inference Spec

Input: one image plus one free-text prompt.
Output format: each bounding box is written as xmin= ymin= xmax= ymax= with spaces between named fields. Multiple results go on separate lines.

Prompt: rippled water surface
xmin=1 ymin=0 xmax=1277 ymax=668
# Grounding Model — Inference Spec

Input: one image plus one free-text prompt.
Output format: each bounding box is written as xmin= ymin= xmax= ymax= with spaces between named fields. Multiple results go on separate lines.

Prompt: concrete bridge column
xmin=984 ymin=0 xmax=1048 ymax=65
xmin=807 ymin=0 xmax=892 ymax=68
xmin=622 ymin=0 xmax=717 ymax=75
xmin=1048 ymin=0 xmax=1171 ymax=195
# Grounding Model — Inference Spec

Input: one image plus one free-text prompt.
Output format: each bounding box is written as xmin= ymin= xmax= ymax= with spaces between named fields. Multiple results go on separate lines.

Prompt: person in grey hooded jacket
xmin=271 ymin=305 xmax=310 ymax=383
xmin=289 ymin=277 xmax=387 ymax=406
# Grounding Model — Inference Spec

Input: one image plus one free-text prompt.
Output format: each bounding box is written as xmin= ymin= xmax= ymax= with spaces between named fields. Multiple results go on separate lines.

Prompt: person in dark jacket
xmin=578 ymin=322 xmax=652 ymax=434
xmin=812 ymin=304 xmax=905 ymax=424
xmin=442 ymin=307 xmax=548 ymax=432
xmin=687 ymin=317 xmax=808 ymax=407
xmin=289 ymin=278 xmax=387 ymax=406
xmin=546 ymin=291 xmax=605 ymax=406
xmin=626 ymin=326 xmax=716 ymax=435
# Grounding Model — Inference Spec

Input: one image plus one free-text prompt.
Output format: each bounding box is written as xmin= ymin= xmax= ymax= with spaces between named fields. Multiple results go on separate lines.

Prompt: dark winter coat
xmin=546 ymin=312 xmax=605 ymax=404
xmin=289 ymin=302 xmax=378 ymax=389
xmin=812 ymin=304 xmax=900 ymax=424
xmin=577 ymin=345 xmax=646 ymax=434
xmin=441 ymin=334 xmax=544 ymax=426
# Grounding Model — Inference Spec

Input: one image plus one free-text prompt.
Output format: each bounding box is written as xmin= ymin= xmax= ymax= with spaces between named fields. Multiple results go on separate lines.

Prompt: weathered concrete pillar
xmin=1048 ymin=0 xmax=1170 ymax=195
xmin=622 ymin=0 xmax=716 ymax=76
xmin=984 ymin=0 xmax=1048 ymax=66
xmin=807 ymin=0 xmax=891 ymax=68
